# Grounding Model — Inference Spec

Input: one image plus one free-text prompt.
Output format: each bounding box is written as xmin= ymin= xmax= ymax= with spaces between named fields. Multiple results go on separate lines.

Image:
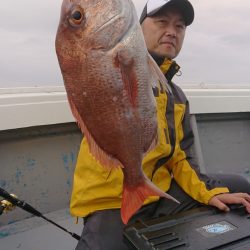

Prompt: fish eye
xmin=69 ymin=7 xmax=84 ymax=26
xmin=73 ymin=11 xmax=82 ymax=21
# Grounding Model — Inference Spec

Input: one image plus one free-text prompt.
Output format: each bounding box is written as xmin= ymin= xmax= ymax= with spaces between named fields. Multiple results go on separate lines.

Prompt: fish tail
xmin=121 ymin=178 xmax=179 ymax=224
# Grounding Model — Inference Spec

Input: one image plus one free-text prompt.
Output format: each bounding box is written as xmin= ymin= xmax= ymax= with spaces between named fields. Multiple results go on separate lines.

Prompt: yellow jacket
xmin=70 ymin=59 xmax=229 ymax=218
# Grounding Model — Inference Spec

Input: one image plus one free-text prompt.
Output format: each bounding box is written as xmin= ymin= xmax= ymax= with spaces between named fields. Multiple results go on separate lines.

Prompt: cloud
xmin=0 ymin=0 xmax=250 ymax=87
xmin=133 ymin=0 xmax=147 ymax=18
xmin=175 ymin=0 xmax=250 ymax=85
xmin=0 ymin=1 xmax=62 ymax=87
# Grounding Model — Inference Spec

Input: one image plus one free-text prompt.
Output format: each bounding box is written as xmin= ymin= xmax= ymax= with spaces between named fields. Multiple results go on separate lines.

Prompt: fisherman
xmin=72 ymin=0 xmax=250 ymax=249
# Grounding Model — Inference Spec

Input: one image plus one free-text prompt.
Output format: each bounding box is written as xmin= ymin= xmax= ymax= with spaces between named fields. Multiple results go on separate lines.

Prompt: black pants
xmin=75 ymin=174 xmax=250 ymax=250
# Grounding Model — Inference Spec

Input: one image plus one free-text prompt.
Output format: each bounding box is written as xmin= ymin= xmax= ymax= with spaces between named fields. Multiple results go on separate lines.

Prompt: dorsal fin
xmin=148 ymin=54 xmax=173 ymax=94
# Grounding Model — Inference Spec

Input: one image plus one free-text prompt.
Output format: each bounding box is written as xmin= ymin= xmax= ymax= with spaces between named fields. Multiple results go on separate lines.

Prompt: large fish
xmin=55 ymin=0 xmax=178 ymax=224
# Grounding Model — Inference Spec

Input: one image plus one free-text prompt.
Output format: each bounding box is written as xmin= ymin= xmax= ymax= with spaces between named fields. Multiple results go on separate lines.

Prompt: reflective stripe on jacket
xmin=70 ymin=59 xmax=229 ymax=218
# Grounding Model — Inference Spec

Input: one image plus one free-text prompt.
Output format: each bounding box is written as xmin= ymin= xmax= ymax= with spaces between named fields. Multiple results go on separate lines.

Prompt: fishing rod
xmin=0 ymin=187 xmax=80 ymax=241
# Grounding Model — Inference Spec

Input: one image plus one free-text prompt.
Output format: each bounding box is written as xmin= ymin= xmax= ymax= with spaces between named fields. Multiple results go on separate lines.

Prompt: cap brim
xmin=140 ymin=0 xmax=194 ymax=26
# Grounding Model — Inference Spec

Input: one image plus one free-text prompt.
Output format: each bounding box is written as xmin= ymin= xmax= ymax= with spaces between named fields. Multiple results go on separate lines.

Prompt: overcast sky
xmin=0 ymin=0 xmax=250 ymax=88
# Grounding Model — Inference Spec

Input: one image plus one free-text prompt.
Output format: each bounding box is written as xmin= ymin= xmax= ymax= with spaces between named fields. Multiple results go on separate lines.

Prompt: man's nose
xmin=164 ymin=25 xmax=177 ymax=38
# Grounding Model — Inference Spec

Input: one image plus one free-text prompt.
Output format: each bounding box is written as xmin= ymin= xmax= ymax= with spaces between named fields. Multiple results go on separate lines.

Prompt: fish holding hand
xmin=55 ymin=0 xmax=179 ymax=224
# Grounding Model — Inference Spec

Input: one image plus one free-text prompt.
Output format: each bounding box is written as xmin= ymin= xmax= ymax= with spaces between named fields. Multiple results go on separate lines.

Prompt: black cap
xmin=139 ymin=0 xmax=194 ymax=26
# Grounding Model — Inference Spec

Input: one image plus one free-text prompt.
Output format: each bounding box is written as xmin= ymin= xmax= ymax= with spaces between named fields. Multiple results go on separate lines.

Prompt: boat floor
xmin=0 ymin=208 xmax=82 ymax=250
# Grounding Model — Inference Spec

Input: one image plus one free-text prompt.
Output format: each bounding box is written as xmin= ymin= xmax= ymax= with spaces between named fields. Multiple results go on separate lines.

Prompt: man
xmin=73 ymin=1 xmax=250 ymax=249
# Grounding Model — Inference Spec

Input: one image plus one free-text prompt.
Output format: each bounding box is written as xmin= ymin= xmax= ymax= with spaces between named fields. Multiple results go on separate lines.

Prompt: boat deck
xmin=1 ymin=86 xmax=250 ymax=249
xmin=0 ymin=208 xmax=82 ymax=250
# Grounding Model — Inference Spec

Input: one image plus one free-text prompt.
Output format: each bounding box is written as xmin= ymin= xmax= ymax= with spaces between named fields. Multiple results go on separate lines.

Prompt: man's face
xmin=141 ymin=7 xmax=186 ymax=59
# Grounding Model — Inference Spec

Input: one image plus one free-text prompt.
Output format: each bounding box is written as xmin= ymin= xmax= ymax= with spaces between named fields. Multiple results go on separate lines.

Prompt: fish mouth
xmin=94 ymin=13 xmax=121 ymax=33
xmin=91 ymin=2 xmax=134 ymax=50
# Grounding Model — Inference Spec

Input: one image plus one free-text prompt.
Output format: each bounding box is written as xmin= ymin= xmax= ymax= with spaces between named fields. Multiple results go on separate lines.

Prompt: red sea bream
xmin=55 ymin=0 xmax=178 ymax=224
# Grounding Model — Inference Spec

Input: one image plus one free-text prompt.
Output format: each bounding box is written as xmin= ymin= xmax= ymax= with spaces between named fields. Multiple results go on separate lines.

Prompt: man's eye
xmin=158 ymin=20 xmax=167 ymax=25
xmin=176 ymin=24 xmax=185 ymax=29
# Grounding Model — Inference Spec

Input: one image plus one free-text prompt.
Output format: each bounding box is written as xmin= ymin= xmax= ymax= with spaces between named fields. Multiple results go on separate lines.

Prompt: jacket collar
xmin=150 ymin=54 xmax=181 ymax=82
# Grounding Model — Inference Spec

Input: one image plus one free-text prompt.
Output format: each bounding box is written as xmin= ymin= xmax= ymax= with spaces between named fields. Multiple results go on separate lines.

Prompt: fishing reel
xmin=0 ymin=194 xmax=17 ymax=215
xmin=0 ymin=187 xmax=80 ymax=240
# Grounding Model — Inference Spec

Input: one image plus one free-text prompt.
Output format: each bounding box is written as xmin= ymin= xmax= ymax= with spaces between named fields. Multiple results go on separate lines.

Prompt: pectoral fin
xmin=114 ymin=49 xmax=138 ymax=107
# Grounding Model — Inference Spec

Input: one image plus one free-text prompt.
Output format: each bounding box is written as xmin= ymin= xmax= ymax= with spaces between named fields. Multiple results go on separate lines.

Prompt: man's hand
xmin=208 ymin=193 xmax=250 ymax=213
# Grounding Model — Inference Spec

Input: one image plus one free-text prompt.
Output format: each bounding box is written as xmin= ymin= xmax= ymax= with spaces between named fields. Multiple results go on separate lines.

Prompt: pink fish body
xmin=55 ymin=0 xmax=178 ymax=224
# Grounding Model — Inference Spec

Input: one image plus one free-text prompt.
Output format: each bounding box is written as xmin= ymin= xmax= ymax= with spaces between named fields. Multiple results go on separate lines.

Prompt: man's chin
xmin=148 ymin=49 xmax=177 ymax=61
xmin=153 ymin=49 xmax=176 ymax=59
xmin=155 ymin=52 xmax=175 ymax=60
